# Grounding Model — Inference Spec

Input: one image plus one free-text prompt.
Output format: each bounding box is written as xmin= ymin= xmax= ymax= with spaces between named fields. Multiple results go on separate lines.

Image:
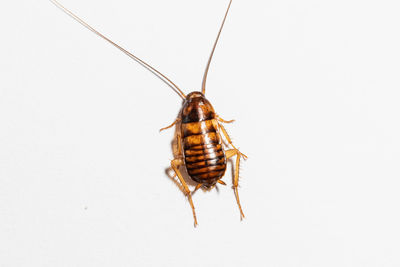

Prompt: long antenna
xmin=50 ymin=0 xmax=186 ymax=100
xmin=201 ymin=0 xmax=232 ymax=95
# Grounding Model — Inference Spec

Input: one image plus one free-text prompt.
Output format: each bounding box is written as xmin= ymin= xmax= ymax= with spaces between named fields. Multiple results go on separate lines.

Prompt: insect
xmin=51 ymin=0 xmax=247 ymax=226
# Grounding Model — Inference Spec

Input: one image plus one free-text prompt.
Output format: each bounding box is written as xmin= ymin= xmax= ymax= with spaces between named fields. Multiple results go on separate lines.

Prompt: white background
xmin=1 ymin=0 xmax=400 ymax=266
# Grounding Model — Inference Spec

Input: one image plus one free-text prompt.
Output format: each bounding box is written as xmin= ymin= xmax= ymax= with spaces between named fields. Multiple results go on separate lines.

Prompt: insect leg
xmin=217 ymin=180 xmax=227 ymax=185
xmin=216 ymin=115 xmax=235 ymax=124
xmin=171 ymin=158 xmax=198 ymax=226
xmin=159 ymin=118 xmax=180 ymax=132
xmin=226 ymin=149 xmax=245 ymax=220
xmin=215 ymin=118 xmax=247 ymax=220
xmin=212 ymin=119 xmax=247 ymax=159
xmin=192 ymin=183 xmax=203 ymax=194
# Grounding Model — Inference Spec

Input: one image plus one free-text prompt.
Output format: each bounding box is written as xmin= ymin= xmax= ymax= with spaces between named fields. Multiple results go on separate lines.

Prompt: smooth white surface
xmin=1 ymin=0 xmax=400 ymax=266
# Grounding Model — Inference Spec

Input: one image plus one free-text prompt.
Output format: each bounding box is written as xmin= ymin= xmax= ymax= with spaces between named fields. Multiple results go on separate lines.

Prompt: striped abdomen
xmin=180 ymin=92 xmax=227 ymax=186
xmin=182 ymin=120 xmax=226 ymax=185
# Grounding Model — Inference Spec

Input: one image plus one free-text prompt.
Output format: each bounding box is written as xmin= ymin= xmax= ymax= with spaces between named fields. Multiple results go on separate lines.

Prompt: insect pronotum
xmin=51 ymin=0 xmax=247 ymax=226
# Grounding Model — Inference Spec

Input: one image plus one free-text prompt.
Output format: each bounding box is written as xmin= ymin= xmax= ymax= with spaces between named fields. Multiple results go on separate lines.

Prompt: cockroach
xmin=51 ymin=0 xmax=247 ymax=226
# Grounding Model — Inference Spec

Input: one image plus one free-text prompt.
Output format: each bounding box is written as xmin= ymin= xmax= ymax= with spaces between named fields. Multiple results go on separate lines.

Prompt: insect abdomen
xmin=182 ymin=119 xmax=227 ymax=185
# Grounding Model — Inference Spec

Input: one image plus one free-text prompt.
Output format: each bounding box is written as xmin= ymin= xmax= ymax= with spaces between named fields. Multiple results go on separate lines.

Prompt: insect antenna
xmin=201 ymin=0 xmax=232 ymax=95
xmin=50 ymin=0 xmax=186 ymax=100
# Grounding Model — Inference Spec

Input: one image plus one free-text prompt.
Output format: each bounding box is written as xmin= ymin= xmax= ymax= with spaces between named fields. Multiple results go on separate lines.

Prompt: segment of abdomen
xmin=182 ymin=120 xmax=227 ymax=184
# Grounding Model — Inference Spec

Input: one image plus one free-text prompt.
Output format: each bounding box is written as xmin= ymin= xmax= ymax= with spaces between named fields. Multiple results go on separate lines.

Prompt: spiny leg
xmin=226 ymin=149 xmax=245 ymax=220
xmin=212 ymin=119 xmax=247 ymax=218
xmin=171 ymin=158 xmax=198 ymax=226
